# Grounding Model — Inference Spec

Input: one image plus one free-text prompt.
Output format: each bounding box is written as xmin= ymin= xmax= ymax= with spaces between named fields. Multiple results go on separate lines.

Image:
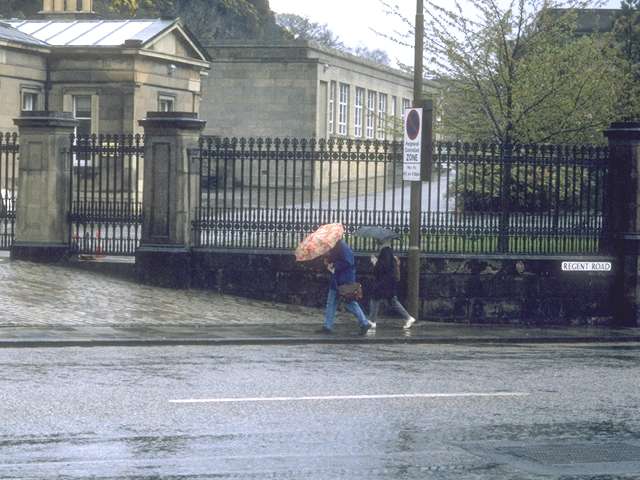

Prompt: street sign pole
xmin=407 ymin=0 xmax=424 ymax=319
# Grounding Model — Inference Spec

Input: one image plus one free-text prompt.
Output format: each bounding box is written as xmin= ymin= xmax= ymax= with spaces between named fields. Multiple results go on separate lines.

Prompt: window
xmin=391 ymin=95 xmax=398 ymax=138
xmin=21 ymin=91 xmax=38 ymax=111
xmin=366 ymin=91 xmax=376 ymax=139
xmin=73 ymin=95 xmax=93 ymax=168
xmin=377 ymin=93 xmax=387 ymax=140
xmin=338 ymin=83 xmax=349 ymax=136
xmin=73 ymin=95 xmax=92 ymax=136
xmin=158 ymin=94 xmax=175 ymax=112
xmin=354 ymin=87 xmax=364 ymax=138
xmin=402 ymin=98 xmax=411 ymax=114
xmin=328 ymin=81 xmax=336 ymax=135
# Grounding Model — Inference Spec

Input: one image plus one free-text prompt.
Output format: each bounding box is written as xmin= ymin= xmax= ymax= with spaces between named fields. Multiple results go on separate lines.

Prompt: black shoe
xmin=315 ymin=327 xmax=333 ymax=334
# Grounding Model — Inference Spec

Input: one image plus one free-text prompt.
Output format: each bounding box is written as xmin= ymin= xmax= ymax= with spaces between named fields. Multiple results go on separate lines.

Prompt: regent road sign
xmin=561 ymin=261 xmax=612 ymax=272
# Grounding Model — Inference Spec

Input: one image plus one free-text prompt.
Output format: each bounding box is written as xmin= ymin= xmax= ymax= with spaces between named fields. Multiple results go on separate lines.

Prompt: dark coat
xmin=372 ymin=246 xmax=397 ymax=299
xmin=326 ymin=240 xmax=357 ymax=290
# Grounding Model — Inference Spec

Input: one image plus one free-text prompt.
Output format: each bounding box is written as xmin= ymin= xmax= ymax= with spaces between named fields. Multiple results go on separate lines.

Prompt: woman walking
xmin=369 ymin=242 xmax=416 ymax=329
xmin=317 ymin=239 xmax=375 ymax=336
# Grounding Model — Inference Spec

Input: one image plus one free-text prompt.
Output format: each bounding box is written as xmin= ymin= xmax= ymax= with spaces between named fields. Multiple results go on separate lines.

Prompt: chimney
xmin=40 ymin=0 xmax=97 ymax=19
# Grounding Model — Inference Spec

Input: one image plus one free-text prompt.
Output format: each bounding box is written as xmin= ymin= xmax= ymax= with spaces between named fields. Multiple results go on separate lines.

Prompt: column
xmin=604 ymin=121 xmax=640 ymax=326
xmin=11 ymin=111 xmax=77 ymax=262
xmin=136 ymin=112 xmax=205 ymax=288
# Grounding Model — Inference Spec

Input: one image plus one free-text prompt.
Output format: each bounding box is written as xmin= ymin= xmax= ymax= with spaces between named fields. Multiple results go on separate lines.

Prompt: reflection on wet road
xmin=1 ymin=343 xmax=639 ymax=479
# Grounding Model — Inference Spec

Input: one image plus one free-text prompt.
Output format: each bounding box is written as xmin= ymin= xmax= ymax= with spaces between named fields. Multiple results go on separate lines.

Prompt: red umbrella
xmin=295 ymin=223 xmax=344 ymax=262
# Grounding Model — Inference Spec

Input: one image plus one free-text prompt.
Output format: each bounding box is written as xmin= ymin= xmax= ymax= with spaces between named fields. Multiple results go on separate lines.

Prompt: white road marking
xmin=169 ymin=392 xmax=528 ymax=404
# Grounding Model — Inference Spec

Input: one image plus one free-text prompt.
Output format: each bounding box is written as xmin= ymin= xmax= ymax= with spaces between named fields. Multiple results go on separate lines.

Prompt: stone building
xmin=0 ymin=0 xmax=210 ymax=134
xmin=545 ymin=8 xmax=619 ymax=35
xmin=200 ymin=40 xmax=439 ymax=139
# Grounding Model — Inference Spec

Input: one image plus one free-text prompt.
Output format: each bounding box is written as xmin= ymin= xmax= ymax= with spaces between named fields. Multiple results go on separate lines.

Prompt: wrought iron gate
xmin=68 ymin=134 xmax=143 ymax=256
xmin=0 ymin=133 xmax=18 ymax=250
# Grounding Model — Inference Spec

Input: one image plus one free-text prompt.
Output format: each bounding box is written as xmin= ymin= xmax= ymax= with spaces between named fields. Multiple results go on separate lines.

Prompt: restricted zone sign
xmin=403 ymin=108 xmax=422 ymax=181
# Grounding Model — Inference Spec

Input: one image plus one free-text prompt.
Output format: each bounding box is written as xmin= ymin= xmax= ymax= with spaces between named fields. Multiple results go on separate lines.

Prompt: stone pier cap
xmin=604 ymin=121 xmax=640 ymax=140
xmin=138 ymin=111 xmax=206 ymax=131
xmin=14 ymin=111 xmax=77 ymax=128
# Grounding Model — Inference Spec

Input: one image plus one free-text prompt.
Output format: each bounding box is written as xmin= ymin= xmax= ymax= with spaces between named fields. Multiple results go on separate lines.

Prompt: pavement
xmin=1 ymin=252 xmax=639 ymax=347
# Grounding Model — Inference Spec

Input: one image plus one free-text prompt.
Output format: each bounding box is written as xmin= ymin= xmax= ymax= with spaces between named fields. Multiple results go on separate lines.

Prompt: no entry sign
xmin=403 ymin=108 xmax=422 ymax=181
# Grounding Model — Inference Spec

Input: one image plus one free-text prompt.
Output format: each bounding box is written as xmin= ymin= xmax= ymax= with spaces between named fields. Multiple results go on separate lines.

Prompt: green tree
xmin=276 ymin=13 xmax=393 ymax=65
xmin=352 ymin=46 xmax=391 ymax=65
xmin=162 ymin=0 xmax=280 ymax=42
xmin=0 ymin=0 xmax=282 ymax=42
xmin=0 ymin=0 xmax=161 ymax=18
xmin=613 ymin=0 xmax=640 ymax=119
xmin=0 ymin=0 xmax=41 ymax=18
xmin=276 ymin=13 xmax=346 ymax=50
xmin=381 ymin=0 xmax=626 ymax=251
xmin=107 ymin=0 xmax=281 ymax=41
xmin=382 ymin=0 xmax=629 ymax=145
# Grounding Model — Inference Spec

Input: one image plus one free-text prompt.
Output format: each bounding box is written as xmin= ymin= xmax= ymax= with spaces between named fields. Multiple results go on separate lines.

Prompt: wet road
xmin=1 ymin=343 xmax=639 ymax=479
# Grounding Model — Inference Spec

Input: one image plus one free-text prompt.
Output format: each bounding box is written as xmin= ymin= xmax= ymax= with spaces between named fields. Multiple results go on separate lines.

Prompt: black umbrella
xmin=353 ymin=226 xmax=400 ymax=242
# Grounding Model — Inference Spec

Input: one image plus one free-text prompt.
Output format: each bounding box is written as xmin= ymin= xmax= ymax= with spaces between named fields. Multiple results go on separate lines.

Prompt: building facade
xmin=200 ymin=41 xmax=438 ymax=140
xmin=0 ymin=0 xmax=210 ymax=134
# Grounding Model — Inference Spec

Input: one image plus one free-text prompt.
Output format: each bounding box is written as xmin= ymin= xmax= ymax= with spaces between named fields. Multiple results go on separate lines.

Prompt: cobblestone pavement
xmin=2 ymin=254 xmax=640 ymax=346
xmin=0 ymin=257 xmax=322 ymax=327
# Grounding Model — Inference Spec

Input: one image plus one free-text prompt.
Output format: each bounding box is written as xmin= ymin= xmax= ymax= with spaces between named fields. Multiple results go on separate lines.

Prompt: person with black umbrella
xmin=359 ymin=230 xmax=416 ymax=330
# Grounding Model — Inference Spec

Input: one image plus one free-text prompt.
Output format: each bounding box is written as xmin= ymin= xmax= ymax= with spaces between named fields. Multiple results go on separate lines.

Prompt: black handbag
xmin=337 ymin=282 xmax=363 ymax=302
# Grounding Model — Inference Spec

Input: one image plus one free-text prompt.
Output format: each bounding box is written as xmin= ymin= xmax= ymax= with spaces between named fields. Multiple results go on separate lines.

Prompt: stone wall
xmin=191 ymin=250 xmax=615 ymax=326
xmin=200 ymin=52 xmax=318 ymax=138
xmin=419 ymin=257 xmax=613 ymax=325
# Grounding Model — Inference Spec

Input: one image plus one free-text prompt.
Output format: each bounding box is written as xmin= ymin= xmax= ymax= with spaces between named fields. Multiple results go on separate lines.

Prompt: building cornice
xmin=205 ymin=40 xmax=438 ymax=88
xmin=0 ymin=39 xmax=50 ymax=54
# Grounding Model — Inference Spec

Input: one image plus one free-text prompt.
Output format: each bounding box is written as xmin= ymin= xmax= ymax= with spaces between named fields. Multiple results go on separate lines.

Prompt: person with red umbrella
xmin=296 ymin=223 xmax=375 ymax=336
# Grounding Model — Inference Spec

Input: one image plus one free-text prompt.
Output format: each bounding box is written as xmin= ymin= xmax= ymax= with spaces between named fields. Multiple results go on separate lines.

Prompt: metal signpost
xmin=407 ymin=0 xmax=425 ymax=319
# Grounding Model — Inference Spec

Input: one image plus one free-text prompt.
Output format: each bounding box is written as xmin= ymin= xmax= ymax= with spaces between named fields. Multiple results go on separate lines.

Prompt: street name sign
xmin=403 ymin=107 xmax=422 ymax=181
xmin=561 ymin=261 xmax=612 ymax=272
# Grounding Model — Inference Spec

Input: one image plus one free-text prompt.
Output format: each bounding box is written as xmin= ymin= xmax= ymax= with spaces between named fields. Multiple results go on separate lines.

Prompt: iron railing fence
xmin=0 ymin=132 xmax=18 ymax=250
xmin=193 ymin=137 xmax=608 ymax=255
xmin=68 ymin=134 xmax=143 ymax=256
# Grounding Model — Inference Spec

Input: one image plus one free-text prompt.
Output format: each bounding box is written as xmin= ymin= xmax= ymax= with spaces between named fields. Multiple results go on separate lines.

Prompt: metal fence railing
xmin=68 ymin=134 xmax=143 ymax=256
xmin=0 ymin=133 xmax=18 ymax=251
xmin=192 ymin=137 xmax=608 ymax=255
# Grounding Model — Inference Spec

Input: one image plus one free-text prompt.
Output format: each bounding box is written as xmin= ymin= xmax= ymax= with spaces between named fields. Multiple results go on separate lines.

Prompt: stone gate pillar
xmin=11 ymin=111 xmax=77 ymax=262
xmin=604 ymin=121 xmax=640 ymax=326
xmin=136 ymin=112 xmax=205 ymax=288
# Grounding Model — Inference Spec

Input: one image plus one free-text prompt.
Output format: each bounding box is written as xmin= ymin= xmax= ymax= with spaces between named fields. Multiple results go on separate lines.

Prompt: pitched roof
xmin=7 ymin=18 xmax=174 ymax=47
xmin=0 ymin=21 xmax=48 ymax=47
